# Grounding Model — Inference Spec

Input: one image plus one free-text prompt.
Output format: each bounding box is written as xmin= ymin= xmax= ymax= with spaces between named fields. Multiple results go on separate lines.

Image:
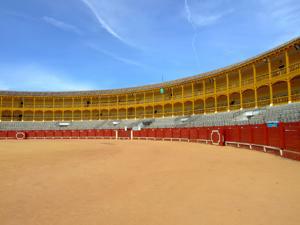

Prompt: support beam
xmin=192 ymin=83 xmax=195 ymax=115
xmin=181 ymin=85 xmax=184 ymax=115
xmin=253 ymin=64 xmax=258 ymax=108
xmin=203 ymin=80 xmax=206 ymax=114
xmin=214 ymin=78 xmax=217 ymax=113
xmin=238 ymin=69 xmax=243 ymax=110
xmin=285 ymin=50 xmax=292 ymax=103
xmin=267 ymin=57 xmax=273 ymax=106
xmin=226 ymin=74 xmax=230 ymax=111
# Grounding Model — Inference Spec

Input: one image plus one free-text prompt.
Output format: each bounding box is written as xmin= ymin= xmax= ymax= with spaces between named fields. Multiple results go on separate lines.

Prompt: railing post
xmin=267 ymin=57 xmax=273 ymax=106
xmin=253 ymin=64 xmax=258 ymax=108
xmin=239 ymin=69 xmax=243 ymax=110
xmin=285 ymin=50 xmax=292 ymax=103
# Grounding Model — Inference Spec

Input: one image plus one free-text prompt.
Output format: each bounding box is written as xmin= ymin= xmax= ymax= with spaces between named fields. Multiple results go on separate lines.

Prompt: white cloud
xmin=0 ymin=64 xmax=95 ymax=91
xmin=80 ymin=0 xmax=129 ymax=45
xmin=259 ymin=0 xmax=300 ymax=44
xmin=42 ymin=16 xmax=82 ymax=35
xmin=184 ymin=0 xmax=234 ymax=27
xmin=86 ymin=43 xmax=152 ymax=70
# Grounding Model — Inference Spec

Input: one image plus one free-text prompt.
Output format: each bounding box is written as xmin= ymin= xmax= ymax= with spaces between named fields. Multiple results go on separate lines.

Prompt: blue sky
xmin=0 ymin=0 xmax=299 ymax=91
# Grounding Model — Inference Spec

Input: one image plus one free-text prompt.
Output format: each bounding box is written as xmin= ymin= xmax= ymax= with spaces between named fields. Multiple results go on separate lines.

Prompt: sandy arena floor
xmin=0 ymin=140 xmax=300 ymax=225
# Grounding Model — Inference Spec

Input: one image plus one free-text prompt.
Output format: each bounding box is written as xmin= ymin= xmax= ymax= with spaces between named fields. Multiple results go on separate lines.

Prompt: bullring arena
xmin=1 ymin=38 xmax=300 ymax=225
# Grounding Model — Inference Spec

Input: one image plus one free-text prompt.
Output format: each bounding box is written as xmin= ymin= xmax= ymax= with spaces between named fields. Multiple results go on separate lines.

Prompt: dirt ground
xmin=0 ymin=140 xmax=300 ymax=225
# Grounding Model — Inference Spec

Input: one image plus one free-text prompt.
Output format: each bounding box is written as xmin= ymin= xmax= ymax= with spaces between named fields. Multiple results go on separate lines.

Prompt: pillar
xmin=226 ymin=74 xmax=230 ymax=111
xmin=239 ymin=69 xmax=243 ymax=110
xmin=253 ymin=64 xmax=258 ymax=108
xmin=267 ymin=57 xmax=273 ymax=106
xmin=285 ymin=50 xmax=292 ymax=103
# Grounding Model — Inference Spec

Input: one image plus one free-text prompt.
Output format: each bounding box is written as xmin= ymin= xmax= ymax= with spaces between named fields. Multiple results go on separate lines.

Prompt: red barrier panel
xmin=181 ymin=128 xmax=190 ymax=139
xmin=87 ymin=130 xmax=96 ymax=137
xmin=189 ymin=128 xmax=198 ymax=140
xmin=55 ymin=130 xmax=63 ymax=137
xmin=240 ymin=126 xmax=252 ymax=143
xmin=44 ymin=130 xmax=53 ymax=138
xmin=284 ymin=126 xmax=300 ymax=152
xmin=79 ymin=130 xmax=88 ymax=138
xmin=72 ymin=130 xmax=79 ymax=137
xmin=172 ymin=128 xmax=181 ymax=138
xmin=118 ymin=129 xmax=130 ymax=138
xmin=63 ymin=130 xmax=72 ymax=138
xmin=252 ymin=125 xmax=267 ymax=145
xmin=268 ymin=127 xmax=281 ymax=148
xmin=198 ymin=128 xmax=208 ymax=140
xmin=104 ymin=129 xmax=113 ymax=137
xmin=147 ymin=129 xmax=155 ymax=138
xmin=36 ymin=130 xmax=45 ymax=138
xmin=0 ymin=131 xmax=7 ymax=138
xmin=164 ymin=128 xmax=172 ymax=138
xmin=26 ymin=131 xmax=36 ymax=138
xmin=7 ymin=131 xmax=16 ymax=138
xmin=96 ymin=129 xmax=104 ymax=137
xmin=224 ymin=126 xmax=239 ymax=142
xmin=156 ymin=129 xmax=164 ymax=139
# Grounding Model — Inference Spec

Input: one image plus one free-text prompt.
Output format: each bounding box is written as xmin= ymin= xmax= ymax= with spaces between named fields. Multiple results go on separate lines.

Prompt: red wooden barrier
xmin=181 ymin=128 xmax=190 ymax=139
xmin=189 ymin=128 xmax=198 ymax=140
xmin=172 ymin=128 xmax=181 ymax=139
xmin=284 ymin=125 xmax=300 ymax=152
xmin=164 ymin=128 xmax=172 ymax=138
xmin=0 ymin=131 xmax=7 ymax=138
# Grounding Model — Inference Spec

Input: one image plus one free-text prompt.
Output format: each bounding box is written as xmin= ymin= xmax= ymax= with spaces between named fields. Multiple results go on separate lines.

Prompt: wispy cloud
xmin=184 ymin=0 xmax=234 ymax=28
xmin=259 ymin=0 xmax=300 ymax=44
xmin=86 ymin=43 xmax=151 ymax=69
xmin=0 ymin=63 xmax=94 ymax=91
xmin=80 ymin=0 xmax=129 ymax=45
xmin=184 ymin=0 xmax=200 ymax=67
xmin=42 ymin=16 xmax=82 ymax=35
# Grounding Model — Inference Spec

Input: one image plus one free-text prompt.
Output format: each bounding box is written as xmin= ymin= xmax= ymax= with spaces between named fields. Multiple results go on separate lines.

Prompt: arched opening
xmin=184 ymin=101 xmax=193 ymax=115
xmin=229 ymin=92 xmax=240 ymax=110
xmin=205 ymin=97 xmax=215 ymax=113
xmin=109 ymin=109 xmax=117 ymax=120
xmin=100 ymin=110 xmax=108 ymax=120
xmin=242 ymin=89 xmax=255 ymax=108
xmin=12 ymin=111 xmax=23 ymax=121
xmin=145 ymin=106 xmax=153 ymax=118
xmin=44 ymin=111 xmax=53 ymax=121
xmin=23 ymin=111 xmax=34 ymax=121
xmin=127 ymin=107 xmax=135 ymax=119
xmin=92 ymin=110 xmax=100 ymax=120
xmin=194 ymin=99 xmax=204 ymax=114
xmin=257 ymin=85 xmax=270 ymax=107
xmin=82 ymin=110 xmax=90 ymax=120
xmin=164 ymin=104 xmax=172 ymax=117
xmin=173 ymin=102 xmax=183 ymax=116
xmin=154 ymin=105 xmax=163 ymax=118
xmin=1 ymin=110 xmax=11 ymax=121
xmin=136 ymin=107 xmax=144 ymax=119
xmin=35 ymin=111 xmax=43 ymax=121
xmin=272 ymin=81 xmax=288 ymax=104
xmin=291 ymin=75 xmax=300 ymax=102
xmin=54 ymin=111 xmax=63 ymax=121
xmin=118 ymin=108 xmax=126 ymax=119
xmin=217 ymin=95 xmax=228 ymax=112
xmin=64 ymin=111 xmax=72 ymax=121
xmin=73 ymin=110 xmax=81 ymax=121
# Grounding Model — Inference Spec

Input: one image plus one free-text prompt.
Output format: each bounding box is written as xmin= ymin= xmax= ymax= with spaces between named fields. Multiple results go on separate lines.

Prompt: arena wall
xmin=1 ymin=122 xmax=299 ymax=161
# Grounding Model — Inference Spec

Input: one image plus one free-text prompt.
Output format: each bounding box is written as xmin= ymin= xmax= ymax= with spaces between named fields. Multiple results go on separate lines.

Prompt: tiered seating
xmin=0 ymin=103 xmax=299 ymax=130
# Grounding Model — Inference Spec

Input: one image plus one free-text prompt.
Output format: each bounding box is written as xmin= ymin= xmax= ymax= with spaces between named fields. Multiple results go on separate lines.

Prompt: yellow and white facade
xmin=1 ymin=38 xmax=300 ymax=121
